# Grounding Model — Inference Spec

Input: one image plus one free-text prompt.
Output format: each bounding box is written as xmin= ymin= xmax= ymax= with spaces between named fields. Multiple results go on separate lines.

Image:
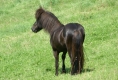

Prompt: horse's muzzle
xmin=31 ymin=28 xmax=37 ymax=33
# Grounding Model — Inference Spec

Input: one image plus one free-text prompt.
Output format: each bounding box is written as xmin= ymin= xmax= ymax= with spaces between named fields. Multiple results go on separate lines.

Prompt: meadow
xmin=0 ymin=0 xmax=118 ymax=80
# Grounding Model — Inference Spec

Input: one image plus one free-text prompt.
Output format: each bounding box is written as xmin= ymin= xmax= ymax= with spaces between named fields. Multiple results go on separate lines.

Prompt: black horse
xmin=31 ymin=7 xmax=85 ymax=75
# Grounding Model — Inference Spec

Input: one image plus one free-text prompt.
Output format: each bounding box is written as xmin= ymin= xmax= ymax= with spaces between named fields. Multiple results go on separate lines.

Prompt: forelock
xmin=35 ymin=7 xmax=45 ymax=19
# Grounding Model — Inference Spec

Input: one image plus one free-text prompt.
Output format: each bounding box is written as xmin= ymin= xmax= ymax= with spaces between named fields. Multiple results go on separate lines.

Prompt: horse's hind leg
xmin=53 ymin=50 xmax=59 ymax=76
xmin=62 ymin=52 xmax=66 ymax=73
xmin=66 ymin=41 xmax=73 ymax=74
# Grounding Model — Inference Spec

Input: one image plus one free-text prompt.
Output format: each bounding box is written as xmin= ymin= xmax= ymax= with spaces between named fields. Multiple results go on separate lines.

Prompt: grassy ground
xmin=0 ymin=0 xmax=118 ymax=80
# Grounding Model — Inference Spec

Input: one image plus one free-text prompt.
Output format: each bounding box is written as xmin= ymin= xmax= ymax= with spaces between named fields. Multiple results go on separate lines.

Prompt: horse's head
xmin=31 ymin=7 xmax=44 ymax=33
xmin=32 ymin=21 xmax=42 ymax=33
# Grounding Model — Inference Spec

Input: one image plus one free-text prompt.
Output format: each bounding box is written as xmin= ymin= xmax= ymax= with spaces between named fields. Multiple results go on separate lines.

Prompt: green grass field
xmin=0 ymin=0 xmax=118 ymax=80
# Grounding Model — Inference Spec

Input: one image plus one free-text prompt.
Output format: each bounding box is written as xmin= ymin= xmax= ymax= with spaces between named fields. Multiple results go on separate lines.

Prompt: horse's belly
xmin=51 ymin=42 xmax=67 ymax=52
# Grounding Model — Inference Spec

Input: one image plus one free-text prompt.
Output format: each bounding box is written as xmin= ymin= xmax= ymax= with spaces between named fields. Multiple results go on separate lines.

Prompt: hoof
xmin=55 ymin=73 xmax=58 ymax=76
xmin=61 ymin=70 xmax=66 ymax=74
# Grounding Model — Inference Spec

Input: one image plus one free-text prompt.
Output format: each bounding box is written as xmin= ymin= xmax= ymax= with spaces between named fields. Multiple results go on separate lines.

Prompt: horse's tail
xmin=71 ymin=30 xmax=84 ymax=75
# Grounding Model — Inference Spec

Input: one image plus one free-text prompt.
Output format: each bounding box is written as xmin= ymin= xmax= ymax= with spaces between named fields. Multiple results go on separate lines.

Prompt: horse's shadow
xmin=82 ymin=68 xmax=95 ymax=73
xmin=59 ymin=67 xmax=95 ymax=74
xmin=46 ymin=67 xmax=94 ymax=74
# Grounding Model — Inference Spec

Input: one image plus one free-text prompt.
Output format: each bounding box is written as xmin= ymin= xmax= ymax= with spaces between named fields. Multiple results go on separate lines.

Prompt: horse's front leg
xmin=53 ymin=50 xmax=59 ymax=76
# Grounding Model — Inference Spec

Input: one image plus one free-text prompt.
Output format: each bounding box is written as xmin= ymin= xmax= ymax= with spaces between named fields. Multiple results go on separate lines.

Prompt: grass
xmin=0 ymin=0 xmax=118 ymax=80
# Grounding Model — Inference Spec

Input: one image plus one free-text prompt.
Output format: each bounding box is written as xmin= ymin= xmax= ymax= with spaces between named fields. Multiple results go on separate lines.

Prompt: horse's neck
xmin=42 ymin=18 xmax=63 ymax=34
xmin=41 ymin=13 xmax=64 ymax=34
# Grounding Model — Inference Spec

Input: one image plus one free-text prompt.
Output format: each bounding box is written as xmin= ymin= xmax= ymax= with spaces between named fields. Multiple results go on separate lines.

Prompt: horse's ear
xmin=35 ymin=7 xmax=45 ymax=19
xmin=40 ymin=6 xmax=43 ymax=9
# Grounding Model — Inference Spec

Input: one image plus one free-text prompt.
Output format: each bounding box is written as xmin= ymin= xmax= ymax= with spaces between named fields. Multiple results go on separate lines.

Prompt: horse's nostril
xmin=31 ymin=28 xmax=37 ymax=33
xmin=31 ymin=28 xmax=35 ymax=32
